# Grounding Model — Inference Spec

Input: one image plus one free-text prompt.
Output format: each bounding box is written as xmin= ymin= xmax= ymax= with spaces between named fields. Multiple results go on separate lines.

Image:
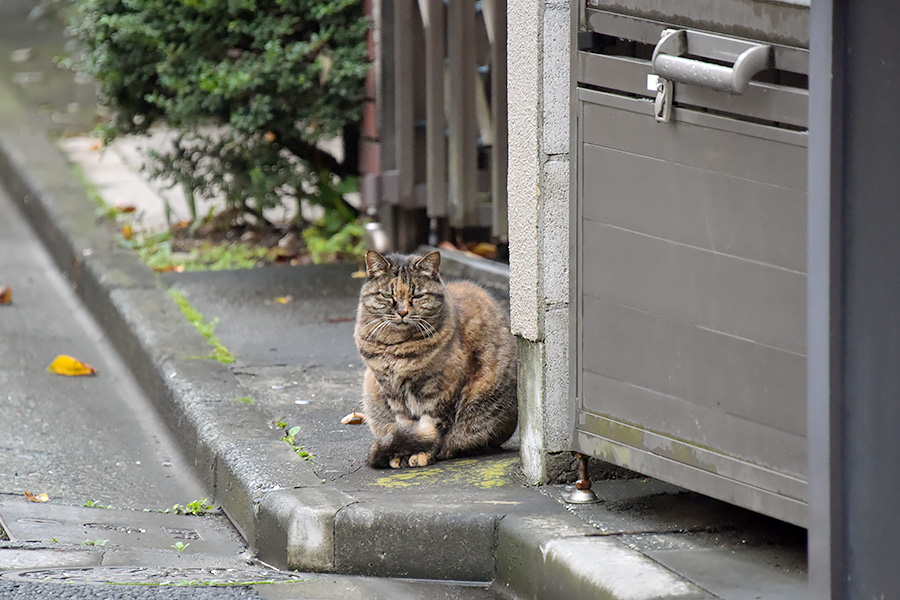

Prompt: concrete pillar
xmin=507 ymin=0 xmax=571 ymax=483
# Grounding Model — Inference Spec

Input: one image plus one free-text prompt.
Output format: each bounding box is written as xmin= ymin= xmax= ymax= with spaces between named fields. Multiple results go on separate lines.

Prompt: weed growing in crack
xmin=280 ymin=425 xmax=313 ymax=460
xmin=168 ymin=289 xmax=235 ymax=364
xmin=163 ymin=498 xmax=216 ymax=516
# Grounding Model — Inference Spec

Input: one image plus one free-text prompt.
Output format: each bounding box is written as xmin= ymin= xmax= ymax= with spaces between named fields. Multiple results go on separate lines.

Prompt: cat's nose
xmin=397 ymin=303 xmax=409 ymax=318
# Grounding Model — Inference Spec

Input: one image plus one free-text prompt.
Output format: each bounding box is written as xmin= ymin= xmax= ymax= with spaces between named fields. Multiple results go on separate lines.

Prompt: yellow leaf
xmin=47 ymin=354 xmax=96 ymax=376
xmin=469 ymin=242 xmax=498 ymax=260
xmin=340 ymin=411 xmax=366 ymax=425
xmin=25 ymin=491 xmax=50 ymax=503
xmin=121 ymin=223 xmax=133 ymax=240
xmin=0 ymin=285 xmax=10 ymax=305
xmin=273 ymin=295 xmax=293 ymax=305
xmin=350 ymin=270 xmax=367 ymax=279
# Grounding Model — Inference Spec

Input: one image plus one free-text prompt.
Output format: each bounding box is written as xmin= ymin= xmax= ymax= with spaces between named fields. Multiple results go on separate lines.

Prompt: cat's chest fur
xmin=367 ymin=350 xmax=452 ymax=417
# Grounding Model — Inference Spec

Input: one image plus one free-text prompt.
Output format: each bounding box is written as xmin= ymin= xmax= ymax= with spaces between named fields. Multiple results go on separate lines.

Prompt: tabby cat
xmin=354 ymin=250 xmax=518 ymax=468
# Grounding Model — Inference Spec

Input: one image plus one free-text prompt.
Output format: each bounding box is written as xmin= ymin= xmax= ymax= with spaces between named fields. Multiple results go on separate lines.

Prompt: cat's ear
xmin=415 ymin=251 xmax=441 ymax=279
xmin=365 ymin=250 xmax=391 ymax=278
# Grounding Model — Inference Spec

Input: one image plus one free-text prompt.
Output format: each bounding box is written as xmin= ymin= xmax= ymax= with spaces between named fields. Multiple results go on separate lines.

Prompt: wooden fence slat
xmin=486 ymin=0 xmax=508 ymax=239
xmin=419 ymin=0 xmax=447 ymax=219
xmin=393 ymin=0 xmax=416 ymax=207
xmin=447 ymin=0 xmax=478 ymax=227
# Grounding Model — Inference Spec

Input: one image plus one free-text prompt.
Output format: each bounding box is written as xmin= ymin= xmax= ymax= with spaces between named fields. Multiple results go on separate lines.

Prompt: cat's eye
xmin=412 ymin=293 xmax=426 ymax=299
xmin=379 ymin=291 xmax=392 ymax=299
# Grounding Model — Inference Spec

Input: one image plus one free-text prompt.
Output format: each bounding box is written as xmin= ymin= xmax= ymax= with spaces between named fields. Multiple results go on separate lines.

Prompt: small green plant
xmin=275 ymin=420 xmax=288 ymax=429
xmin=70 ymin=164 xmax=107 ymax=212
xmin=302 ymin=220 xmax=365 ymax=264
xmin=235 ymin=397 xmax=255 ymax=405
xmin=83 ymin=500 xmax=113 ymax=509
xmin=163 ymin=498 xmax=215 ymax=516
xmin=82 ymin=539 xmax=109 ymax=546
xmin=280 ymin=425 xmax=312 ymax=460
xmin=300 ymin=175 xmax=365 ymax=263
xmin=118 ymin=229 xmax=273 ymax=272
xmin=171 ymin=541 xmax=190 ymax=552
xmin=168 ymin=289 xmax=235 ymax=364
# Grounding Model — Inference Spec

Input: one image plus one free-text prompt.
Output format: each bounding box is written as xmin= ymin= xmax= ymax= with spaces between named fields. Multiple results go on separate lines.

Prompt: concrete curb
xmin=496 ymin=513 xmax=714 ymax=600
xmin=0 ymin=84 xmax=726 ymax=599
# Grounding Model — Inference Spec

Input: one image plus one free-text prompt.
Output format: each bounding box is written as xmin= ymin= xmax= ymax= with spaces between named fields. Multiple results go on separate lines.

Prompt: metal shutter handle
xmin=651 ymin=29 xmax=772 ymax=94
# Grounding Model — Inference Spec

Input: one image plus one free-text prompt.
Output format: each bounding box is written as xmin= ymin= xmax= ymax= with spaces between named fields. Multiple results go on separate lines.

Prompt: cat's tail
xmin=367 ymin=426 xmax=437 ymax=469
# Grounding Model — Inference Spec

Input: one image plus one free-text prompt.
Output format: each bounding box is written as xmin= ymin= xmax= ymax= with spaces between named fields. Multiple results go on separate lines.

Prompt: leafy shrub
xmin=70 ymin=0 xmax=369 ymax=230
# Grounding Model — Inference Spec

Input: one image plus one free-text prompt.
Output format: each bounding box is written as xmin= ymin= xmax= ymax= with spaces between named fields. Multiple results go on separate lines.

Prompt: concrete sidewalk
xmin=0 ymin=3 xmax=807 ymax=598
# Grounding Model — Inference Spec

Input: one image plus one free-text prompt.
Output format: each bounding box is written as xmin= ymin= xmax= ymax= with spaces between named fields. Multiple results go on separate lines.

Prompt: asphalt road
xmin=0 ymin=184 xmax=208 ymax=511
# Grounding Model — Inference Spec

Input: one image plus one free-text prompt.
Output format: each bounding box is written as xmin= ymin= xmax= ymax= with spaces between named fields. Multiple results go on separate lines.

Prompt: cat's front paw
xmin=407 ymin=452 xmax=433 ymax=468
xmin=367 ymin=429 xmax=438 ymax=469
xmin=387 ymin=452 xmax=433 ymax=468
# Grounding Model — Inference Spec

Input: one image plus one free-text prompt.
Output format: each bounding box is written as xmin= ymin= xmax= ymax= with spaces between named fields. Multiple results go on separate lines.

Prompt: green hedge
xmin=72 ymin=0 xmax=369 ymax=226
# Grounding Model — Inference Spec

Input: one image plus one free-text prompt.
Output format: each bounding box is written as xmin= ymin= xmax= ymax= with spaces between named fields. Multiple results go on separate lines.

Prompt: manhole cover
xmin=1 ymin=566 xmax=308 ymax=586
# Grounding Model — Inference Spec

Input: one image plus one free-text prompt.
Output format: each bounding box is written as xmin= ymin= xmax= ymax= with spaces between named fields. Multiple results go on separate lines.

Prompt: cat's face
xmin=357 ymin=251 xmax=445 ymax=340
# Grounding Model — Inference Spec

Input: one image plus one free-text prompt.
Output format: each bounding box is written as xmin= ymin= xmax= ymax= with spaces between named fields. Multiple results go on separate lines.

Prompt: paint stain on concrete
xmin=370 ymin=456 xmax=519 ymax=489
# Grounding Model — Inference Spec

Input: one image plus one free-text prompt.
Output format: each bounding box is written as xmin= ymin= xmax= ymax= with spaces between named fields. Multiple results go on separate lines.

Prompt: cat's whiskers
xmin=410 ymin=320 xmax=427 ymax=340
xmin=374 ymin=321 xmax=393 ymax=342
xmin=360 ymin=312 xmax=394 ymax=336
xmin=359 ymin=317 xmax=382 ymax=333
xmin=411 ymin=317 xmax=437 ymax=339
xmin=364 ymin=317 xmax=391 ymax=343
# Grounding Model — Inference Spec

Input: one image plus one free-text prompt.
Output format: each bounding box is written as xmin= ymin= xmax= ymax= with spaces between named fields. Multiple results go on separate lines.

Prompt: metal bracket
xmin=654 ymin=77 xmax=674 ymax=123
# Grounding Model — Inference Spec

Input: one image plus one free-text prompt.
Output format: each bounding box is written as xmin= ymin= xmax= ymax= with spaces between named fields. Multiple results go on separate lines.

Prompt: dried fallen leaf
xmin=273 ymin=295 xmax=293 ymax=305
xmin=115 ymin=204 xmax=137 ymax=214
xmin=152 ymin=264 xmax=185 ymax=273
xmin=468 ymin=242 xmax=498 ymax=260
xmin=120 ymin=223 xmax=133 ymax=240
xmin=0 ymin=285 xmax=11 ymax=305
xmin=47 ymin=354 xmax=96 ymax=376
xmin=264 ymin=131 xmax=277 ymax=143
xmin=341 ymin=411 xmax=366 ymax=425
xmin=25 ymin=491 xmax=50 ymax=503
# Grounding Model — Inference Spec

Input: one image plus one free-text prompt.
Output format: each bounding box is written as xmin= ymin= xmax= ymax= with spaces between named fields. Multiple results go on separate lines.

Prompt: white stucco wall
xmin=507 ymin=0 xmax=571 ymax=482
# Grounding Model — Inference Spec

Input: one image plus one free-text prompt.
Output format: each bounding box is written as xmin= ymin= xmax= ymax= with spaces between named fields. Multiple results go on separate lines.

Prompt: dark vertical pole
xmin=809 ymin=2 xmax=900 ymax=597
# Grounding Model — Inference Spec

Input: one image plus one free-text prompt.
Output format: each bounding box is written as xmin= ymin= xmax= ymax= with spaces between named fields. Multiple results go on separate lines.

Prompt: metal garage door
xmin=570 ymin=2 xmax=810 ymax=526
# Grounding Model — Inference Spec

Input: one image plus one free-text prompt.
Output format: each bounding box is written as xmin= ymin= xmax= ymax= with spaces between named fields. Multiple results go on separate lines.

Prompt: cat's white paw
xmin=408 ymin=452 xmax=432 ymax=467
xmin=389 ymin=457 xmax=402 ymax=469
